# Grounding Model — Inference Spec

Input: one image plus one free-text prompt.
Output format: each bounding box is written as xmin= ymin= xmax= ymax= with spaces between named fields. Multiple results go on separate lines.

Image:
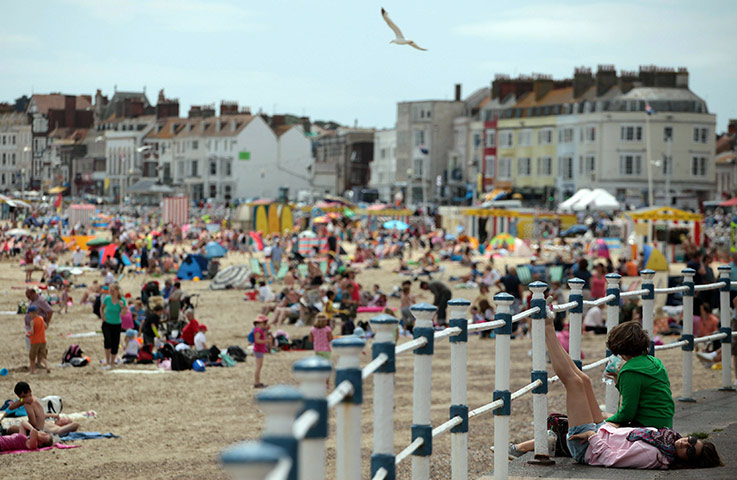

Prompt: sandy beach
xmin=0 ymin=249 xmax=724 ymax=479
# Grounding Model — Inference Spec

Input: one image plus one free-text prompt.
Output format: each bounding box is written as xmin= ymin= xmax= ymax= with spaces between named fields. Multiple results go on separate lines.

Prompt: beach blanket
xmin=0 ymin=443 xmax=79 ymax=455
xmin=106 ymin=369 xmax=167 ymax=375
xmin=1 ymin=411 xmax=97 ymax=429
xmin=0 ymin=400 xmax=27 ymax=417
xmin=64 ymin=331 xmax=101 ymax=338
xmin=60 ymin=432 xmax=119 ymax=441
xmin=357 ymin=306 xmax=397 ymax=313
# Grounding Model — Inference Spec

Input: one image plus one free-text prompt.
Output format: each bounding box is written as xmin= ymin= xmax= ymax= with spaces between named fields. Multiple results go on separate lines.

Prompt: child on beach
xmin=400 ymin=280 xmax=416 ymax=335
xmin=59 ymin=284 xmax=71 ymax=314
xmin=122 ymin=329 xmax=139 ymax=364
xmin=253 ymin=316 xmax=269 ymax=388
xmin=309 ymin=313 xmax=333 ymax=361
xmin=26 ymin=306 xmax=50 ymax=374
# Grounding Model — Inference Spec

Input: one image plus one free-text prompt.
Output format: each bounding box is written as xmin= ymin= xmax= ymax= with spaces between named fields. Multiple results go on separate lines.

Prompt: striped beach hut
xmin=67 ymin=204 xmax=95 ymax=227
xmin=163 ymin=196 xmax=189 ymax=225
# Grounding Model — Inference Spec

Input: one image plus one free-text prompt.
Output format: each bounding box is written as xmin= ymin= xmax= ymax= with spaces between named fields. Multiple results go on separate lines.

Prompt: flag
xmin=54 ymin=193 xmax=62 ymax=212
xmin=419 ymin=144 xmax=429 ymax=154
xmin=645 ymin=102 xmax=655 ymax=115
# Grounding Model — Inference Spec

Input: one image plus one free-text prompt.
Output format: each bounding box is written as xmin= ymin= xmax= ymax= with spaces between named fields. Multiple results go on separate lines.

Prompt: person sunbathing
xmin=0 ymin=420 xmax=55 ymax=452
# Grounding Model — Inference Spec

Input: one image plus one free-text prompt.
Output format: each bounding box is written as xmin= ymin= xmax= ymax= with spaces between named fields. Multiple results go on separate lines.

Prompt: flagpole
xmin=646 ymin=112 xmax=654 ymax=207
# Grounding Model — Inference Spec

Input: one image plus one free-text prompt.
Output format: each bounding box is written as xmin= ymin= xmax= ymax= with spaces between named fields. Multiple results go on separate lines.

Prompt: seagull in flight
xmin=381 ymin=8 xmax=427 ymax=51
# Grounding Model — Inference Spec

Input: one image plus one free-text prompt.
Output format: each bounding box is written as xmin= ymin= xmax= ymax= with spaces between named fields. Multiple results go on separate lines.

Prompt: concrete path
xmin=480 ymin=388 xmax=737 ymax=480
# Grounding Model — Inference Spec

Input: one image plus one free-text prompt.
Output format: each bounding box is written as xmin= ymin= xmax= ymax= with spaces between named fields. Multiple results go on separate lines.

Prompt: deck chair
xmin=297 ymin=263 xmax=308 ymax=278
xmin=548 ymin=265 xmax=564 ymax=284
xmin=263 ymin=262 xmax=275 ymax=284
xmin=319 ymin=260 xmax=328 ymax=276
xmin=516 ymin=265 xmax=533 ymax=285
xmin=275 ymin=263 xmax=289 ymax=281
xmin=249 ymin=258 xmax=264 ymax=276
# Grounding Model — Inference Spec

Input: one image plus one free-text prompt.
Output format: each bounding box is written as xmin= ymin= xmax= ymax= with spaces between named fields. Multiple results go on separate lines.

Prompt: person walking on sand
xmin=26 ymin=306 xmax=50 ymax=374
xmin=100 ymin=283 xmax=127 ymax=369
xmin=252 ymin=316 xmax=269 ymax=388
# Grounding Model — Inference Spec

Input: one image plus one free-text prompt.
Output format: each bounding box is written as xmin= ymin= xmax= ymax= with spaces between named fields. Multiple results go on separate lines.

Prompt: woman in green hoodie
xmin=606 ymin=321 xmax=674 ymax=428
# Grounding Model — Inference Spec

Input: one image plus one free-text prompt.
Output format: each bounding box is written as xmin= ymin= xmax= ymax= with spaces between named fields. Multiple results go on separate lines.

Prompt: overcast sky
xmin=2 ymin=0 xmax=735 ymax=131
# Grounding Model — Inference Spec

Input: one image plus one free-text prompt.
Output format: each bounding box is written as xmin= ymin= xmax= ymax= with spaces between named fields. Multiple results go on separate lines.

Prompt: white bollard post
xmin=718 ymin=266 xmax=736 ymax=391
xmin=448 ymin=298 xmax=470 ymax=480
xmin=257 ymin=386 xmax=304 ymax=480
xmin=679 ymin=268 xmax=696 ymax=402
xmin=370 ymin=313 xmax=399 ymax=480
xmin=567 ymin=278 xmax=585 ymax=370
xmin=293 ymin=356 xmax=332 ymax=480
xmin=410 ymin=302 xmax=437 ymax=480
xmin=527 ymin=281 xmax=553 ymax=465
xmin=332 ymin=336 xmax=366 ymax=480
xmin=640 ymin=269 xmax=656 ymax=356
xmin=604 ymin=273 xmax=621 ymax=414
xmin=493 ymin=293 xmax=514 ymax=479
xmin=221 ymin=441 xmax=290 ymax=480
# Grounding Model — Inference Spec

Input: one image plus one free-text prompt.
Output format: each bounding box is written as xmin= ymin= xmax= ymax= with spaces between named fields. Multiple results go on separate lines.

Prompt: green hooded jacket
xmin=606 ymin=355 xmax=674 ymax=428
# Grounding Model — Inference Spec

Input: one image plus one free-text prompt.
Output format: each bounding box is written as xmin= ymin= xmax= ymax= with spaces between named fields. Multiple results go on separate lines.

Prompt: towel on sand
xmin=0 ymin=443 xmax=79 ymax=455
xmin=60 ymin=431 xmax=119 ymax=441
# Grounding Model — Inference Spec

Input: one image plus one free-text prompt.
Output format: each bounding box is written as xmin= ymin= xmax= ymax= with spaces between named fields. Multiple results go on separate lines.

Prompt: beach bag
xmin=227 ymin=346 xmax=247 ymax=362
xmin=218 ymin=351 xmax=237 ymax=367
xmin=62 ymin=344 xmax=84 ymax=364
xmin=138 ymin=344 xmax=154 ymax=364
xmin=41 ymin=395 xmax=63 ymax=414
xmin=70 ymin=357 xmax=89 ymax=367
xmin=208 ymin=345 xmax=221 ymax=363
xmin=547 ymin=413 xmax=571 ymax=457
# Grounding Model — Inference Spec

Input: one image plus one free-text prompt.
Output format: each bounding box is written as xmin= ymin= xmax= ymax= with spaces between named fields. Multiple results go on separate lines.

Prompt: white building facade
xmin=368 ymin=128 xmax=397 ymax=202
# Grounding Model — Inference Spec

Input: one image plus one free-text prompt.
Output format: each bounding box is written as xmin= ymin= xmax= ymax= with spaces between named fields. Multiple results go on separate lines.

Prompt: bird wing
xmin=381 ymin=8 xmax=405 ymax=39
xmin=408 ymin=41 xmax=427 ymax=51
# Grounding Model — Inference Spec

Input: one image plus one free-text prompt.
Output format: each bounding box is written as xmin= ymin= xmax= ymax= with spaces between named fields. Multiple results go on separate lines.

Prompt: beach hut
xmin=626 ymin=207 xmax=703 ymax=262
xmin=177 ymin=254 xmax=208 ymax=280
xmin=163 ymin=196 xmax=189 ymax=225
xmin=67 ymin=204 xmax=95 ymax=227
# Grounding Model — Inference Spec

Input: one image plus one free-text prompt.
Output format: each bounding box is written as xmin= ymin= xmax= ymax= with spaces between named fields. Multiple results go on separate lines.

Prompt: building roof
xmin=514 ymin=87 xmax=574 ymax=109
xmin=0 ymin=112 xmax=29 ymax=127
xmin=716 ymin=134 xmax=735 ymax=155
xmin=609 ymin=87 xmax=708 ymax=113
xmin=102 ymin=91 xmax=151 ymax=120
xmin=29 ymin=94 xmax=92 ymax=114
xmin=48 ymin=127 xmax=89 ymax=144
xmin=272 ymin=125 xmax=294 ymax=137
xmin=144 ymin=114 xmax=255 ymax=140
xmin=127 ymin=179 xmax=174 ymax=194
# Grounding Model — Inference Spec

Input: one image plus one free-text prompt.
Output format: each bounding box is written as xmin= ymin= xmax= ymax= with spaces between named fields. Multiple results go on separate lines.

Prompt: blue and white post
xmin=493 ymin=293 xmax=514 ymax=478
xmin=257 ymin=386 xmax=304 ymax=480
xmin=410 ymin=302 xmax=437 ymax=480
xmin=640 ymin=269 xmax=656 ymax=355
xmin=293 ymin=357 xmax=332 ymax=480
xmin=333 ymin=336 xmax=366 ymax=480
xmin=220 ymin=441 xmax=290 ymax=480
xmin=370 ymin=313 xmax=399 ymax=480
xmin=448 ymin=298 xmax=470 ymax=480
xmin=567 ymin=278 xmax=585 ymax=369
xmin=718 ymin=265 xmax=735 ymax=391
xmin=528 ymin=281 xmax=553 ymax=465
xmin=605 ymin=273 xmax=621 ymax=413
xmin=679 ymin=268 xmax=696 ymax=402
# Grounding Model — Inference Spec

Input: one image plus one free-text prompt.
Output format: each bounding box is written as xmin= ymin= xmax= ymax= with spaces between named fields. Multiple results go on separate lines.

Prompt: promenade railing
xmin=221 ymin=266 xmax=737 ymax=480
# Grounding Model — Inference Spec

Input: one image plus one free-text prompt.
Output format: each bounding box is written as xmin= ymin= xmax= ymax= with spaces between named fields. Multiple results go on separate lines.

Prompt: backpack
xmin=62 ymin=344 xmax=84 ymax=364
xmin=70 ymin=357 xmax=89 ymax=367
xmin=247 ymin=329 xmax=255 ymax=344
xmin=226 ymin=346 xmax=247 ymax=362
xmin=547 ymin=413 xmax=571 ymax=457
xmin=170 ymin=350 xmax=193 ymax=371
xmin=138 ymin=344 xmax=154 ymax=364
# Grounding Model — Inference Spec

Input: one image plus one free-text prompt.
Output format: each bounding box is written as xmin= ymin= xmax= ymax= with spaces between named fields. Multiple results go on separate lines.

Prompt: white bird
xmin=381 ymin=8 xmax=427 ymax=51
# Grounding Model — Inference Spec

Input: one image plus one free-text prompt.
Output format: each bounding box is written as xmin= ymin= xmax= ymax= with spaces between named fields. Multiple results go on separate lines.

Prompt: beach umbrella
xmin=299 ymin=230 xmax=316 ymax=238
xmin=642 ymin=245 xmax=668 ymax=271
xmin=210 ymin=264 xmax=250 ymax=290
xmin=589 ymin=238 xmax=610 ymax=259
xmin=445 ymin=233 xmax=457 ymax=241
xmin=48 ymin=186 xmax=67 ymax=194
xmin=512 ymin=238 xmax=533 ymax=257
xmin=313 ymin=215 xmax=330 ymax=224
xmin=86 ymin=238 xmax=111 ymax=247
xmin=490 ymin=233 xmax=515 ymax=250
xmin=383 ymin=220 xmax=409 ymax=230
xmin=343 ymin=208 xmax=355 ymax=218
xmin=560 ymin=224 xmax=589 ymax=237
xmin=204 ymin=241 xmax=228 ymax=259
xmin=6 ymin=228 xmax=31 ymax=236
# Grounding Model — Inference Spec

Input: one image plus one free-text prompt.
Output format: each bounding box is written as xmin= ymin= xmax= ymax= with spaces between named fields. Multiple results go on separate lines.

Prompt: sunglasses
xmin=686 ymin=436 xmax=698 ymax=459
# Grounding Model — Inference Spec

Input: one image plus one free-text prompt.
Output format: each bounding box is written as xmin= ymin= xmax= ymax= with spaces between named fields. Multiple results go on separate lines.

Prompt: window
xmin=413 ymin=130 xmax=425 ymax=147
xmin=517 ymin=157 xmax=532 ymax=176
xmin=484 ymin=130 xmax=495 ymax=148
xmin=191 ymin=160 xmax=198 ymax=177
xmin=413 ymin=158 xmax=424 ymax=177
xmin=473 ymin=133 xmax=482 ymax=147
xmin=620 ymin=125 xmax=643 ymax=141
xmin=192 ymin=140 xmax=198 ymax=150
xmin=225 ymin=162 xmax=232 ymax=176
xmin=619 ymin=154 xmax=642 ymax=175
xmin=662 ymin=155 xmax=672 ymax=175
xmin=498 ymin=157 xmax=513 ymax=179
xmin=664 ymin=126 xmax=673 ymax=142
xmin=484 ymin=155 xmax=495 ymax=177
xmin=11 ymin=153 xmax=15 ymax=165
xmin=559 ymin=156 xmax=574 ymax=180
xmin=178 ymin=160 xmax=184 ymax=176
xmin=537 ymin=128 xmax=553 ymax=145
xmin=498 ymin=130 xmax=514 ymax=148
xmin=584 ymin=155 xmax=596 ymax=174
xmin=224 ymin=185 xmax=232 ymax=198
xmin=693 ymin=126 xmax=708 ymax=144
xmin=210 ymin=161 xmax=217 ymax=175
xmin=380 ymin=148 xmax=387 ymax=159
xmin=209 ymin=184 xmax=217 ymax=198
xmin=11 ymin=135 xmax=15 ymax=145
xmin=518 ymin=129 xmax=532 ymax=146
xmin=559 ymin=128 xmax=574 ymax=144
xmin=691 ymin=156 xmax=707 ymax=176
xmin=1 ymin=153 xmax=4 ymax=165
xmin=537 ymin=156 xmax=552 ymax=176
xmin=584 ymin=126 xmax=596 ymax=142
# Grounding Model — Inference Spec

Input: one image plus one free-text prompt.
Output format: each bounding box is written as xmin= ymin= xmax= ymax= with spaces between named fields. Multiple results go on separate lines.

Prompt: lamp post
xmin=407 ymin=168 xmax=413 ymax=208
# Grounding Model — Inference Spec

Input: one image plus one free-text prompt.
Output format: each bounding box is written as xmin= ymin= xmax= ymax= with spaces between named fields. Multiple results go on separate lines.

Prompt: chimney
xmin=619 ymin=70 xmax=638 ymax=94
xmin=532 ymin=74 xmax=553 ymax=100
xmin=220 ymin=101 xmax=238 ymax=116
xmin=491 ymin=74 xmax=534 ymax=101
xmin=201 ymin=105 xmax=215 ymax=118
xmin=729 ymin=119 xmax=737 ymax=136
xmin=595 ymin=65 xmax=617 ymax=96
xmin=64 ymin=95 xmax=75 ymax=127
xmin=455 ymin=84 xmax=462 ymax=102
xmin=573 ymin=66 xmax=593 ymax=98
xmin=676 ymin=67 xmax=689 ymax=88
xmin=188 ymin=106 xmax=202 ymax=118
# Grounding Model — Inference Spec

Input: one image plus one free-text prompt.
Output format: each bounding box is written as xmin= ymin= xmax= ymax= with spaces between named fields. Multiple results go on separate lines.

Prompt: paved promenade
xmin=481 ymin=388 xmax=737 ymax=480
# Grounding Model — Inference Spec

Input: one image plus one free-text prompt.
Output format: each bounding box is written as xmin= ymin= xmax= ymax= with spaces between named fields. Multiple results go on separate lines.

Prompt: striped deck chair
xmin=249 ymin=257 xmax=264 ymax=276
xmin=548 ymin=265 xmax=564 ymax=284
xmin=516 ymin=265 xmax=533 ymax=285
xmin=319 ymin=260 xmax=328 ymax=276
xmin=297 ymin=263 xmax=308 ymax=278
xmin=263 ymin=262 xmax=275 ymax=284
xmin=275 ymin=263 xmax=289 ymax=281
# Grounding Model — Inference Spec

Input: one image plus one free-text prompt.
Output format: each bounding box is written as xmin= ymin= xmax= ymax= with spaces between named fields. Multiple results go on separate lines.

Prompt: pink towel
xmin=0 ymin=443 xmax=79 ymax=455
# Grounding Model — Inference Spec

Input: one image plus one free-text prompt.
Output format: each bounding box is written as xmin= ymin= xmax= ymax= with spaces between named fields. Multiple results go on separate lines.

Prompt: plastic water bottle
xmin=602 ymin=355 xmax=623 ymax=385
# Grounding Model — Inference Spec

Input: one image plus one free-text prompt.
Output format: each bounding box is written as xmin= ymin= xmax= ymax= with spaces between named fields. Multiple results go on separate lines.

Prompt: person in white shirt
xmin=104 ymin=269 xmax=115 ymax=285
xmin=72 ymin=247 xmax=86 ymax=266
xmin=583 ymin=305 xmax=606 ymax=334
xmin=194 ymin=324 xmax=208 ymax=352
xmin=258 ymin=281 xmax=274 ymax=302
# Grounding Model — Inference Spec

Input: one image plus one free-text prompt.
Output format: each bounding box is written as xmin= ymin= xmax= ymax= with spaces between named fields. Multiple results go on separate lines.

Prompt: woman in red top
xmin=181 ymin=310 xmax=200 ymax=346
xmin=590 ymin=263 xmax=607 ymax=299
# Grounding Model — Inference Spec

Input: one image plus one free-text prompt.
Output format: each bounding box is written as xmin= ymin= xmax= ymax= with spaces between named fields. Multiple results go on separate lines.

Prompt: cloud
xmin=0 ymin=33 xmax=41 ymax=48
xmin=63 ymin=0 xmax=266 ymax=34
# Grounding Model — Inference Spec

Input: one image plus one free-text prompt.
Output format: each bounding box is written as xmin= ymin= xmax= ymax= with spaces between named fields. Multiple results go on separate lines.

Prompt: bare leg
xmin=254 ymin=356 xmax=264 ymax=385
xmin=516 ymin=439 xmax=535 ymax=453
xmin=545 ymin=319 xmax=595 ymax=427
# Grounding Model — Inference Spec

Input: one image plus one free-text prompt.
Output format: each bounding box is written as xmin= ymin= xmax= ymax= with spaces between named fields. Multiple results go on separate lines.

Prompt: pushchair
xmin=141 ymin=280 xmax=161 ymax=310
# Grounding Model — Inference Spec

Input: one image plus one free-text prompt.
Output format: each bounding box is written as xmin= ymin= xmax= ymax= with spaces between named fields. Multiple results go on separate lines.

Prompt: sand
xmin=0 ymin=250 xmax=725 ymax=479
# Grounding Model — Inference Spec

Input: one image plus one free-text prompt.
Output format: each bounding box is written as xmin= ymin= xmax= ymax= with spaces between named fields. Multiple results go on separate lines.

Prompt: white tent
xmin=572 ymin=189 xmax=620 ymax=211
xmin=558 ymin=189 xmax=592 ymax=211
